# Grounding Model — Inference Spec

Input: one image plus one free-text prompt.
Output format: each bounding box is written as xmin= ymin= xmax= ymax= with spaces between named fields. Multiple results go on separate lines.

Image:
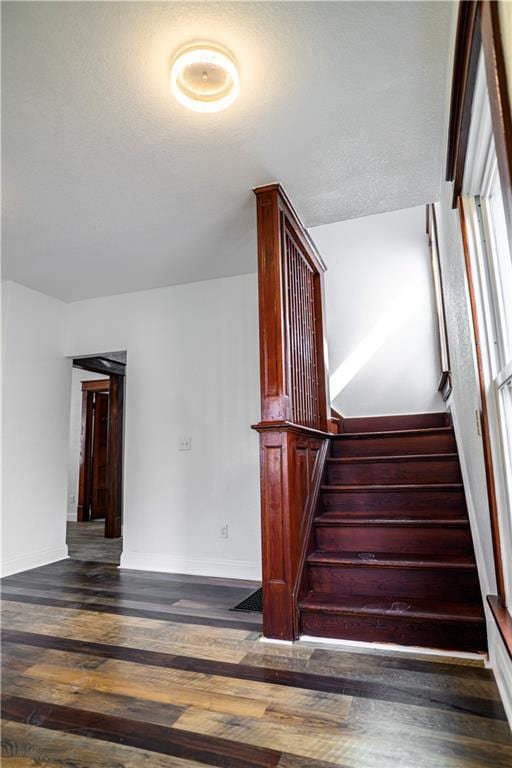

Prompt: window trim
xmin=461 ymin=54 xmax=512 ymax=612
xmin=447 ymin=0 xmax=512 ymax=618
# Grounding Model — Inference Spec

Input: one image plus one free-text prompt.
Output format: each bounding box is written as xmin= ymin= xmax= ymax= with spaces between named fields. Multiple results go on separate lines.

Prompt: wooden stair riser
xmin=315 ymin=524 xmax=473 ymax=555
xmin=297 ymin=414 xmax=485 ymax=652
xmin=322 ymin=488 xmax=466 ymax=516
xmin=307 ymin=563 xmax=481 ymax=602
xmin=300 ymin=611 xmax=486 ymax=652
xmin=326 ymin=457 xmax=461 ymax=485
xmin=341 ymin=413 xmax=450 ymax=433
xmin=331 ymin=432 xmax=457 ymax=457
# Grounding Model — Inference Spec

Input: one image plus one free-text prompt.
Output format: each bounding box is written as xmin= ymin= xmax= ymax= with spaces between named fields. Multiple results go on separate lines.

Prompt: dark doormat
xmin=230 ymin=587 xmax=263 ymax=613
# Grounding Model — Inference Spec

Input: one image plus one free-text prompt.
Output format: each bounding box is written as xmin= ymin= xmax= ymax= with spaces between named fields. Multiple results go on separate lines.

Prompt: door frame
xmin=75 ymin=356 xmax=125 ymax=539
xmin=77 ymin=379 xmax=110 ymax=523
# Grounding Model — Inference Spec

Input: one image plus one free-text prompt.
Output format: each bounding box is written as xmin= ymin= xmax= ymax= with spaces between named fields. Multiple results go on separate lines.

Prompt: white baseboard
xmin=120 ymin=551 xmax=261 ymax=581
xmin=0 ymin=544 xmax=69 ymax=577
xmin=299 ymin=634 xmax=486 ymax=661
xmin=490 ymin=625 xmax=512 ymax=729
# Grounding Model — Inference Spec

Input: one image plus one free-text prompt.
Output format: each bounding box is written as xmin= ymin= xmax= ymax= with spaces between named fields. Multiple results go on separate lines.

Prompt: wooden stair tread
xmin=315 ymin=509 xmax=467 ymax=519
xmin=321 ymin=483 xmax=464 ymax=492
xmin=299 ymin=593 xmax=485 ymax=623
xmin=332 ymin=426 xmax=454 ymax=439
xmin=326 ymin=453 xmax=458 ymax=464
xmin=314 ymin=515 xmax=469 ymax=527
xmin=307 ymin=550 xmax=477 ymax=569
xmin=297 ymin=410 xmax=485 ymax=651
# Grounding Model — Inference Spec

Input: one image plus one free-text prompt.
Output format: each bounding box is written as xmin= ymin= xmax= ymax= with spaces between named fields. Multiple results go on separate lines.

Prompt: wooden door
xmin=77 ymin=379 xmax=110 ymax=524
xmin=90 ymin=391 xmax=109 ymax=519
xmin=76 ymin=365 xmax=124 ymax=538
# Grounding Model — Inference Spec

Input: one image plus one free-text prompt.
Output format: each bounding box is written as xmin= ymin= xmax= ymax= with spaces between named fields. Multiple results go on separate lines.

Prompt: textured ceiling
xmin=2 ymin=1 xmax=453 ymax=301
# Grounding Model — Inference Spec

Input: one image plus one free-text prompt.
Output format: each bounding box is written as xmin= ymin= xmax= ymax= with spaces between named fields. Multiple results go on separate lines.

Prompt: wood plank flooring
xmin=66 ymin=520 xmax=123 ymax=563
xmin=1 ymin=558 xmax=511 ymax=767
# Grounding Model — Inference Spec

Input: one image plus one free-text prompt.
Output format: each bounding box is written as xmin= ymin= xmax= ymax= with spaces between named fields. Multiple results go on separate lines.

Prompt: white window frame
xmin=462 ymin=54 xmax=512 ymax=610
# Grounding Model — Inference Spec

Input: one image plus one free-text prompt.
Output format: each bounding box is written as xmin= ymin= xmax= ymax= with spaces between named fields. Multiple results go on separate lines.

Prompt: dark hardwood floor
xmin=67 ymin=520 xmax=122 ymax=564
xmin=1 ymin=558 xmax=511 ymax=767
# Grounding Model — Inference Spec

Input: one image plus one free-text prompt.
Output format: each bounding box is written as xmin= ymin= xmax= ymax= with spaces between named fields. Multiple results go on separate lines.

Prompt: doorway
xmin=67 ymin=353 xmax=125 ymax=564
xmin=78 ymin=379 xmax=111 ymax=522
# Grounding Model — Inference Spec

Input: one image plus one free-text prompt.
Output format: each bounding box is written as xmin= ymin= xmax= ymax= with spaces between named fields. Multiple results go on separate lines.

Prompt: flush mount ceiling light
xmin=170 ymin=44 xmax=239 ymax=113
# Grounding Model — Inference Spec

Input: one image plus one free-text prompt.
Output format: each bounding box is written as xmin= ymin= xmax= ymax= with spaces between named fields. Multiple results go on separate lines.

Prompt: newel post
xmin=253 ymin=184 xmax=329 ymax=640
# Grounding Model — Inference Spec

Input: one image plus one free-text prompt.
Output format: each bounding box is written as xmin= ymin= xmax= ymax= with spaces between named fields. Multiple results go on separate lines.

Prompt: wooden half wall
xmin=252 ymin=184 xmax=330 ymax=640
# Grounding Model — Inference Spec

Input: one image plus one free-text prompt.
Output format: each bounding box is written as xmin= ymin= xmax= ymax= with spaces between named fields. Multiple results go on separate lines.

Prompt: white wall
xmin=1 ymin=281 xmax=71 ymax=576
xmin=310 ymin=206 xmax=444 ymax=417
xmin=67 ymin=368 xmax=109 ymax=521
xmin=66 ymin=274 xmax=261 ymax=580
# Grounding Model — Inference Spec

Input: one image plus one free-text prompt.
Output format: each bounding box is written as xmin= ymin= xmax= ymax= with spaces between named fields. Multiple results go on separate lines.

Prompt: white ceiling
xmin=2 ymin=1 xmax=453 ymax=301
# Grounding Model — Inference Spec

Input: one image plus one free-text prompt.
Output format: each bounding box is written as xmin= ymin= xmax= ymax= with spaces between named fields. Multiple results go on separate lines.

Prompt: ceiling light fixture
xmin=170 ymin=44 xmax=239 ymax=113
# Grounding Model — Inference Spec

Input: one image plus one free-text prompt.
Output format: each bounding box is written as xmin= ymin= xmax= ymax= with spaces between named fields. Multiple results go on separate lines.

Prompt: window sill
xmin=488 ymin=595 xmax=512 ymax=659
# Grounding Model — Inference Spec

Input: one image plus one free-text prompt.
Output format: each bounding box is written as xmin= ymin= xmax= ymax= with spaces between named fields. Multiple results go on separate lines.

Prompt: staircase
xmin=299 ymin=412 xmax=487 ymax=653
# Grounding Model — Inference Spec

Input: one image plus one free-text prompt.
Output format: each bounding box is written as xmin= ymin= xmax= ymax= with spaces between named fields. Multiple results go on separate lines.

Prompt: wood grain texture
xmin=1 ymin=627 xmax=498 ymax=718
xmin=299 ymin=415 xmax=486 ymax=651
xmin=445 ymin=0 xmax=481 ymax=203
xmin=253 ymin=184 xmax=330 ymax=640
xmin=0 ymin=591 xmax=257 ymax=632
xmin=76 ymin=365 xmax=123 ymax=537
xmin=81 ymin=379 xmax=111 ymax=392
xmin=77 ymin=390 xmax=94 ymax=522
xmin=1 ymin=560 xmax=510 ymax=766
xmin=488 ymin=595 xmax=512 ymax=660
xmin=255 ymin=424 xmax=328 ymax=640
xmin=91 ymin=390 xmax=109 ymax=520
xmin=426 ymin=204 xmax=452 ymax=398
xmin=1 ymin=720 xmax=207 ymax=768
xmin=1 ymin=695 xmax=281 ymax=768
xmin=105 ymin=372 xmax=123 ymax=538
xmin=66 ymin=521 xmax=122 ymax=564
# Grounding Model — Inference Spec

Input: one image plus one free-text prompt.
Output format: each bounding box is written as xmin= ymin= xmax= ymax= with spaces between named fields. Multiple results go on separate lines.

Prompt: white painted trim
xmin=489 ymin=623 xmax=512 ymax=729
xmin=299 ymin=634 xmax=487 ymax=661
xmin=259 ymin=637 xmax=294 ymax=646
xmin=0 ymin=545 xmax=69 ymax=577
xmin=120 ymin=551 xmax=261 ymax=581
xmin=448 ymin=396 xmax=495 ymax=598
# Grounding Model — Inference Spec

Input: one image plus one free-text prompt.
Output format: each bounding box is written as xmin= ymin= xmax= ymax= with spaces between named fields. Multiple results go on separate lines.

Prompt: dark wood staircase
xmin=299 ymin=412 xmax=487 ymax=653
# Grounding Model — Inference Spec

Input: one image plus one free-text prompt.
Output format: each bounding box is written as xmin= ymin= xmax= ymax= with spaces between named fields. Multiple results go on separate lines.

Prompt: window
xmin=462 ymin=54 xmax=512 ymax=607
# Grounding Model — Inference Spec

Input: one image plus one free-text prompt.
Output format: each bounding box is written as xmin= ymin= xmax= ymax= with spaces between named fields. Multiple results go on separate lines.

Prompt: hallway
xmin=67 ymin=521 xmax=122 ymax=565
xmin=1 ymin=558 xmax=511 ymax=767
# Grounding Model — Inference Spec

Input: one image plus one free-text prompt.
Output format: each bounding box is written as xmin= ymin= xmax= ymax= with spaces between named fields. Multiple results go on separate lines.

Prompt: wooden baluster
xmin=253 ymin=184 xmax=330 ymax=639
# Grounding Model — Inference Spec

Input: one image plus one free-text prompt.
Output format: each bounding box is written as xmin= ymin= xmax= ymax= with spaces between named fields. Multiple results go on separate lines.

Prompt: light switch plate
xmin=178 ymin=436 xmax=192 ymax=451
